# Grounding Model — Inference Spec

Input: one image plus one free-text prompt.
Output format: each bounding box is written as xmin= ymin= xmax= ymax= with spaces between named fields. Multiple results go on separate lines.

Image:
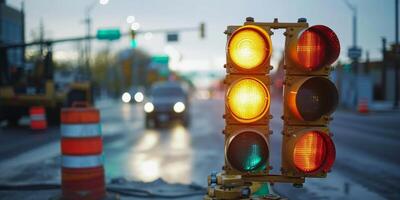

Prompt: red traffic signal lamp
xmin=285 ymin=25 xmax=340 ymax=74
xmin=281 ymin=127 xmax=336 ymax=177
xmin=282 ymin=23 xmax=339 ymax=178
xmin=223 ymin=24 xmax=272 ymax=176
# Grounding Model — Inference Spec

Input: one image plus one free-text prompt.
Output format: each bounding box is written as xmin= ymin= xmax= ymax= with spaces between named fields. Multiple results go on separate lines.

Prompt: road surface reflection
xmin=126 ymin=125 xmax=193 ymax=184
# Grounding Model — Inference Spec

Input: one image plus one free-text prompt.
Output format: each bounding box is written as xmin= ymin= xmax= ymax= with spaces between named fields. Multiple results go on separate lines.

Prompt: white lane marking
xmin=0 ymin=141 xmax=60 ymax=180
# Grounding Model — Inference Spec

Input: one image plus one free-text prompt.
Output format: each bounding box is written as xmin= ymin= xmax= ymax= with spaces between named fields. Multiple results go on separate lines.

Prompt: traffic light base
xmin=204 ymin=172 xmax=288 ymax=200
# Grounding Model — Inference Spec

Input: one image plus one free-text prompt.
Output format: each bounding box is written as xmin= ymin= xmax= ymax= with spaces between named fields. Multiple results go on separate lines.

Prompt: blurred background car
xmin=144 ymin=81 xmax=190 ymax=128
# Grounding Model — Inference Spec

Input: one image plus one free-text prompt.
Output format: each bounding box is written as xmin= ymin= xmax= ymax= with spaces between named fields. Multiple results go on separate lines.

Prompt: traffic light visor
xmin=228 ymin=25 xmax=272 ymax=70
xmin=293 ymin=131 xmax=335 ymax=173
xmin=296 ymin=25 xmax=340 ymax=70
xmin=289 ymin=77 xmax=338 ymax=121
xmin=227 ymin=78 xmax=270 ymax=122
xmin=226 ymin=131 xmax=269 ymax=172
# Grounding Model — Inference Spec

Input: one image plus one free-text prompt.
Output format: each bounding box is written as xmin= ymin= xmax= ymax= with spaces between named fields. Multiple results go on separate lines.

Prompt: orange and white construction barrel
xmin=30 ymin=106 xmax=47 ymax=130
xmin=60 ymin=106 xmax=105 ymax=200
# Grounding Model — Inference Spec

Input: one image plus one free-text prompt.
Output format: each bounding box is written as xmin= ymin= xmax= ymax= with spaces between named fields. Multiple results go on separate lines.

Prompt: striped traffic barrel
xmin=30 ymin=106 xmax=47 ymax=130
xmin=60 ymin=105 xmax=105 ymax=200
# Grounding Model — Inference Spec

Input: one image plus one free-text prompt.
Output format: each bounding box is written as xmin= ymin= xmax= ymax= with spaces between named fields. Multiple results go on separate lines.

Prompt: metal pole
xmin=84 ymin=1 xmax=97 ymax=80
xmin=21 ymin=1 xmax=25 ymax=65
xmin=86 ymin=16 xmax=91 ymax=79
xmin=353 ymin=7 xmax=359 ymax=74
xmin=382 ymin=37 xmax=387 ymax=100
xmin=395 ymin=0 xmax=399 ymax=108
xmin=353 ymin=13 xmax=357 ymax=47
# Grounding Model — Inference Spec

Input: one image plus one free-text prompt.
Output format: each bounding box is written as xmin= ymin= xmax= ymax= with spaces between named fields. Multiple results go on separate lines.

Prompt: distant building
xmin=335 ymin=43 xmax=400 ymax=104
xmin=0 ymin=0 xmax=25 ymax=66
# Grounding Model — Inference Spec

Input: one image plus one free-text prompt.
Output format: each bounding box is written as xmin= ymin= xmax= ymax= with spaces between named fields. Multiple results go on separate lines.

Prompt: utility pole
xmin=395 ymin=0 xmax=399 ymax=108
xmin=84 ymin=6 xmax=94 ymax=80
xmin=382 ymin=37 xmax=387 ymax=100
xmin=21 ymin=1 xmax=25 ymax=65
xmin=344 ymin=0 xmax=362 ymax=74
xmin=39 ymin=19 xmax=44 ymax=56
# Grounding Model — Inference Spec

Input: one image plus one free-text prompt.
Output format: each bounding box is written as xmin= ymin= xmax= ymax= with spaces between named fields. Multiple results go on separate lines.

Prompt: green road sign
xmin=96 ymin=29 xmax=121 ymax=40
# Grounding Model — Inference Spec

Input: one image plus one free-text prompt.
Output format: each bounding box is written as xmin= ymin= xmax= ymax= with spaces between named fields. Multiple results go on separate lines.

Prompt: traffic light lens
xmin=293 ymin=131 xmax=326 ymax=172
xmin=292 ymin=77 xmax=338 ymax=121
xmin=293 ymin=131 xmax=335 ymax=173
xmin=296 ymin=25 xmax=340 ymax=70
xmin=228 ymin=26 xmax=271 ymax=70
xmin=227 ymin=78 xmax=270 ymax=122
xmin=227 ymin=131 xmax=269 ymax=172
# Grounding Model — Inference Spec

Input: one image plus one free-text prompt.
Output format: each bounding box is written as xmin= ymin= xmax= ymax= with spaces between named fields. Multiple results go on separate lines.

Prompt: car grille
xmin=155 ymin=104 xmax=172 ymax=112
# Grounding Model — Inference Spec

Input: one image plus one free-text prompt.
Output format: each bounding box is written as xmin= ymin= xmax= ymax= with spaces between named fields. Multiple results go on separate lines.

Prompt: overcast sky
xmin=7 ymin=0 xmax=395 ymax=72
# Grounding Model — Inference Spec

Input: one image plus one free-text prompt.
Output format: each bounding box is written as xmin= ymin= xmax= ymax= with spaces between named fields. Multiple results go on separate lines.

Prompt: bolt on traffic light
xmin=282 ymin=24 xmax=340 ymax=178
xmin=224 ymin=24 xmax=272 ymax=175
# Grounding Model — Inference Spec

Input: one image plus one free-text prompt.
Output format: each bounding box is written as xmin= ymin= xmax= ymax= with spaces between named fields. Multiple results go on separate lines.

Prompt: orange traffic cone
xmin=60 ymin=105 xmax=105 ymax=200
xmin=30 ymin=106 xmax=47 ymax=130
xmin=358 ymin=99 xmax=369 ymax=114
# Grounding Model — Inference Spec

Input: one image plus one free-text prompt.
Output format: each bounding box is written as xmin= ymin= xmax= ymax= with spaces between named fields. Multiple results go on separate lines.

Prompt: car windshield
xmin=151 ymin=86 xmax=185 ymax=98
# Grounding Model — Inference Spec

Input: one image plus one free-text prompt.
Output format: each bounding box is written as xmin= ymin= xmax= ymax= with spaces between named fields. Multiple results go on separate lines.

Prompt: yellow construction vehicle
xmin=0 ymin=43 xmax=92 ymax=126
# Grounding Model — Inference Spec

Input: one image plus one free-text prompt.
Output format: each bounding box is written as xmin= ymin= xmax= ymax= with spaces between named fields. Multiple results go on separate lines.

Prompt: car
xmin=144 ymin=81 xmax=190 ymax=128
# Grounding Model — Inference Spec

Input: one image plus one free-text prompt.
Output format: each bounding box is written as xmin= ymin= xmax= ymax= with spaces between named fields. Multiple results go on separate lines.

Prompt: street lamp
xmin=99 ymin=0 xmax=109 ymax=5
xmin=126 ymin=16 xmax=135 ymax=24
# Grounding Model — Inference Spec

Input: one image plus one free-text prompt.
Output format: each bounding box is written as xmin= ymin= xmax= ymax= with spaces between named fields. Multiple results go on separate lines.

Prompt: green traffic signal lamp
xmin=225 ymin=130 xmax=269 ymax=172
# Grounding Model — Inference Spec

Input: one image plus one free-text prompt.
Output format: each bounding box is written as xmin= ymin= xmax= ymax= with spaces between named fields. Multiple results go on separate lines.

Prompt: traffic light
xmin=130 ymin=30 xmax=137 ymax=48
xmin=200 ymin=22 xmax=206 ymax=39
xmin=224 ymin=25 xmax=272 ymax=175
xmin=281 ymin=24 xmax=340 ymax=178
xmin=206 ymin=18 xmax=341 ymax=200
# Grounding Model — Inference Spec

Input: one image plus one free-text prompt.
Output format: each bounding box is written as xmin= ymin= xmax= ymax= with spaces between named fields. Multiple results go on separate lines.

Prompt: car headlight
xmin=134 ymin=92 xmax=144 ymax=103
xmin=173 ymin=102 xmax=185 ymax=113
xmin=144 ymin=102 xmax=154 ymax=113
xmin=121 ymin=92 xmax=131 ymax=103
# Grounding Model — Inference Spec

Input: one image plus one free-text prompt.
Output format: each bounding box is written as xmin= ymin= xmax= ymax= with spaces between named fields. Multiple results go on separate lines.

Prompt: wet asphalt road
xmin=0 ymin=97 xmax=399 ymax=199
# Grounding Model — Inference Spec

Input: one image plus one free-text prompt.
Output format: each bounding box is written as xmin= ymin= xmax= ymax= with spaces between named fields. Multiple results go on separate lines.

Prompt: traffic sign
xmin=96 ymin=29 xmax=121 ymax=40
xmin=167 ymin=33 xmax=179 ymax=42
xmin=348 ymin=47 xmax=362 ymax=60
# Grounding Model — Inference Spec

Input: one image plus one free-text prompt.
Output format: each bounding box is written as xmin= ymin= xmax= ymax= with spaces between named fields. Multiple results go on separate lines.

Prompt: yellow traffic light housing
xmin=223 ymin=24 xmax=272 ymax=177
